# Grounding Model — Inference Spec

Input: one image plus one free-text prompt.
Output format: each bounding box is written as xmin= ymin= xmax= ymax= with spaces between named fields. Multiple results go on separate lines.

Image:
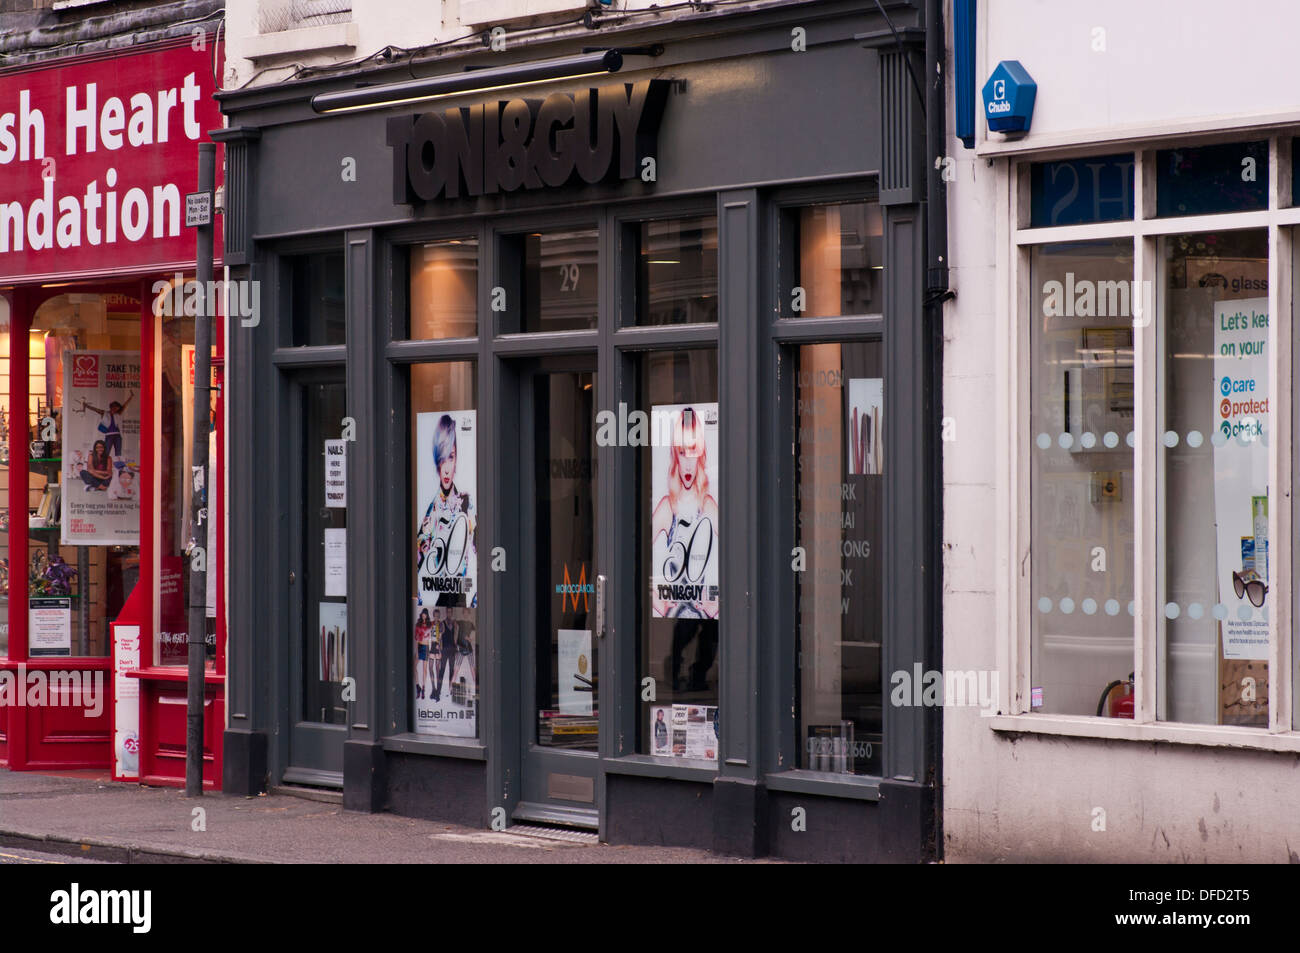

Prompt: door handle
xmin=595 ymin=574 xmax=607 ymax=638
xmin=288 ymin=569 xmax=296 ymax=585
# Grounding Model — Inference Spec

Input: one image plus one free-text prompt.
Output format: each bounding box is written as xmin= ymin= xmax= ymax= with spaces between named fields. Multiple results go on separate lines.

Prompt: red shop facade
xmin=0 ymin=35 xmax=227 ymax=788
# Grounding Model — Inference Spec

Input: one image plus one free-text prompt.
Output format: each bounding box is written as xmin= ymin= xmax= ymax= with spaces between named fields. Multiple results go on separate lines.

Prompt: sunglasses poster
xmin=1213 ymin=298 xmax=1269 ymax=660
xmin=649 ymin=403 xmax=720 ymax=620
xmin=61 ymin=350 xmax=141 ymax=545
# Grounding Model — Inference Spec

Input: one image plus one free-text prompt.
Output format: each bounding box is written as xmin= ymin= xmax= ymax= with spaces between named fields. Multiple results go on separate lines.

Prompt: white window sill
xmin=988 ymin=712 xmax=1300 ymax=753
xmin=242 ymin=23 xmax=358 ymax=62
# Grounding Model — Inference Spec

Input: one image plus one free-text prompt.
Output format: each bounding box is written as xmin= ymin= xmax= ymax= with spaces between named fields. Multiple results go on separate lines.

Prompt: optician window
xmin=1016 ymin=141 xmax=1290 ymax=734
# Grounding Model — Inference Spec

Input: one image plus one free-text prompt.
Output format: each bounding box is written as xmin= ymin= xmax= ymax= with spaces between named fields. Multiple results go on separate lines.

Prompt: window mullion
xmin=1135 ymin=229 xmax=1159 ymax=725
xmin=1267 ymin=216 xmax=1291 ymax=732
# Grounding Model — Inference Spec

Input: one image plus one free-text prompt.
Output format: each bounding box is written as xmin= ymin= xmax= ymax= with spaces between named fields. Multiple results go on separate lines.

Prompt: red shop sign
xmin=0 ymin=37 xmax=224 ymax=284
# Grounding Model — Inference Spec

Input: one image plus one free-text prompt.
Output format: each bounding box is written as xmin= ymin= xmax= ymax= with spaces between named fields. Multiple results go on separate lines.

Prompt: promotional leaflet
xmin=62 ymin=350 xmax=140 ymax=545
xmin=649 ymin=402 xmax=720 ymax=619
xmin=649 ymin=703 xmax=718 ymax=760
xmin=1213 ymin=297 xmax=1270 ymax=661
xmin=412 ymin=603 xmax=477 ymax=736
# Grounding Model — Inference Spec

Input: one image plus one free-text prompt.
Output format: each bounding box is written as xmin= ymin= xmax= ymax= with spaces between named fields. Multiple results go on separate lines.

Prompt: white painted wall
xmin=221 ymin=0 xmax=684 ymax=90
xmin=944 ymin=0 xmax=1300 ymax=861
xmin=979 ymin=0 xmax=1300 ymax=152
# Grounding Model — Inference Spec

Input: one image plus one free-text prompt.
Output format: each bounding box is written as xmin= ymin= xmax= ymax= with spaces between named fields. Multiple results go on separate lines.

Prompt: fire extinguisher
xmin=1096 ymin=673 xmax=1135 ymax=718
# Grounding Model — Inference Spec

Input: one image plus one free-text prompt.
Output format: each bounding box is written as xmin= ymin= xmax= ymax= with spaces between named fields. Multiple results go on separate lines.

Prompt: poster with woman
xmin=650 ymin=403 xmax=720 ymax=619
xmin=415 ymin=410 xmax=478 ymax=608
xmin=62 ymin=350 xmax=141 ymax=545
xmin=412 ymin=603 xmax=477 ymax=736
xmin=414 ymin=410 xmax=478 ymax=736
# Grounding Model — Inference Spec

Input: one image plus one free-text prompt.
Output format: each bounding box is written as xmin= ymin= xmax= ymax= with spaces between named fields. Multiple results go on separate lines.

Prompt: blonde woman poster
xmin=650 ymin=403 xmax=720 ymax=619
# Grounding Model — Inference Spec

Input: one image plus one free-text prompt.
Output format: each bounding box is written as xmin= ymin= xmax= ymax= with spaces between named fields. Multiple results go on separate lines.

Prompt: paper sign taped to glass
xmin=61 ymin=350 xmax=140 ymax=545
xmin=650 ymin=402 xmax=720 ymax=619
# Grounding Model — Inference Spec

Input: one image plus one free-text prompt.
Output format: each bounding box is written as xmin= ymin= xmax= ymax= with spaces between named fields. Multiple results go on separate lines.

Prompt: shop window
xmin=500 ymin=228 xmax=598 ymax=333
xmin=289 ymin=251 xmax=346 ymax=347
xmin=1159 ymin=229 xmax=1269 ymax=725
xmin=409 ymin=361 xmax=479 ymax=737
xmin=794 ymin=342 xmax=884 ymax=775
xmin=300 ymin=376 xmax=347 ymax=723
xmin=1029 ymin=240 xmax=1135 ymax=716
xmin=780 ymin=201 xmax=882 ymax=318
xmin=1155 ymin=141 xmax=1267 ymax=218
xmin=1028 ymin=154 xmax=1135 ymax=228
xmin=28 ymin=294 xmax=143 ymax=660
xmin=631 ymin=216 xmax=718 ymax=326
xmin=408 ymin=238 xmax=478 ymax=340
xmin=636 ymin=348 xmax=719 ymax=759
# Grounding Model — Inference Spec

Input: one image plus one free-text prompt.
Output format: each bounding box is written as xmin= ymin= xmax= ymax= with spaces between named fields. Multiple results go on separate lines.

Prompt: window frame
xmin=766 ymin=180 xmax=888 ymax=793
xmin=994 ymin=134 xmax=1299 ymax=749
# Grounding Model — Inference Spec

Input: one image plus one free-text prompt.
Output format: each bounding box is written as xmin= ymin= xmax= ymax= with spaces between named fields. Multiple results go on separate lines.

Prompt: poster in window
xmin=650 ymin=402 xmax=720 ymax=619
xmin=1212 ymin=297 xmax=1270 ymax=661
xmin=413 ymin=602 xmax=477 ymax=736
xmin=61 ymin=350 xmax=140 ymax=545
xmin=415 ymin=410 xmax=477 ymax=609
xmin=318 ymin=601 xmax=347 ymax=683
xmin=414 ymin=409 xmax=477 ymax=736
xmin=847 ymin=377 xmax=883 ymax=476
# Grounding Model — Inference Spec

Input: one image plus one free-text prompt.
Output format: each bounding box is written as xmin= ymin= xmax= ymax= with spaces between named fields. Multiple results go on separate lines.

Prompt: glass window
xmin=1029 ymin=240 xmax=1136 ymax=716
xmin=410 ymin=361 xmax=479 ymax=737
xmin=1159 ymin=229 xmax=1269 ymax=725
xmin=533 ymin=368 xmax=598 ymax=750
xmin=289 ymin=251 xmax=345 ymax=347
xmin=158 ymin=299 xmax=216 ymax=667
xmin=30 ymin=294 xmax=142 ymax=660
xmin=1156 ymin=142 xmax=1267 ymax=218
xmin=795 ymin=342 xmax=883 ymax=775
xmin=637 ymin=348 xmax=719 ymax=758
xmin=507 ymin=229 xmax=599 ymax=333
xmin=632 ymin=217 xmax=718 ymax=326
xmin=1029 ymin=154 xmax=1135 ymax=227
xmin=781 ymin=202 xmax=882 ymax=318
xmin=301 ymin=377 xmax=347 ymax=722
xmin=408 ymin=238 xmax=477 ymax=340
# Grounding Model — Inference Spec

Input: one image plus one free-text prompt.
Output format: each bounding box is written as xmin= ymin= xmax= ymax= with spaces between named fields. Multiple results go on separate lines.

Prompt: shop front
xmin=0 ymin=36 xmax=227 ymax=788
xmin=219 ymin=0 xmax=940 ymax=861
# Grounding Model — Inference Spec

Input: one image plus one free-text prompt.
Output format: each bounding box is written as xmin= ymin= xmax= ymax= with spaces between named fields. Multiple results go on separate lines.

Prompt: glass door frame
xmin=282 ymin=365 xmax=349 ymax=783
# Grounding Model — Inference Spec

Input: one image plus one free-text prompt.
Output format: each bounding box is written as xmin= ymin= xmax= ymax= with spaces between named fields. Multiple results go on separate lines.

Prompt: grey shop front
xmin=215 ymin=0 xmax=940 ymax=862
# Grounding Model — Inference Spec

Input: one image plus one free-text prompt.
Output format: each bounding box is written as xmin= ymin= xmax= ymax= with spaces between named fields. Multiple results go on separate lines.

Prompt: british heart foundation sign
xmin=0 ymin=37 xmax=223 ymax=283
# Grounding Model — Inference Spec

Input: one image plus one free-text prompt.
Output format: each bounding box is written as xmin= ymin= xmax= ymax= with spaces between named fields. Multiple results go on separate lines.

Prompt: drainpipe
xmin=924 ymin=0 xmax=952 ymax=862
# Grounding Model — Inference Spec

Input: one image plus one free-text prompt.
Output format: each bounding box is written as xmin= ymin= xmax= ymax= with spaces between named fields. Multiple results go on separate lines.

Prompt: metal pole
xmin=186 ymin=142 xmax=215 ymax=797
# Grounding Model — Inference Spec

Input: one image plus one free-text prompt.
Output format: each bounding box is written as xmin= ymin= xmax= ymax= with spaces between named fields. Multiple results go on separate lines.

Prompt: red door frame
xmin=0 ymin=278 xmax=226 ymax=781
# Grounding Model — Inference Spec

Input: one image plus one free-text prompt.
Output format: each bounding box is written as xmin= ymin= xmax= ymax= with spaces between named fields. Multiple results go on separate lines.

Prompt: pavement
xmin=0 ymin=769 xmax=770 ymax=864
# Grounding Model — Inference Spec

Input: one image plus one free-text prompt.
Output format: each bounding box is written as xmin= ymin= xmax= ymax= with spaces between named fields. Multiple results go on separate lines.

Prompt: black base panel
xmin=767 ymin=779 xmax=935 ymax=863
xmin=384 ymin=752 xmax=487 ymax=828
xmin=221 ymin=728 xmax=268 ymax=797
xmin=604 ymin=774 xmax=712 ymax=849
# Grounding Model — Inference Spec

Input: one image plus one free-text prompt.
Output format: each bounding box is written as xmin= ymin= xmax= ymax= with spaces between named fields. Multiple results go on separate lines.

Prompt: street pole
xmin=186 ymin=141 xmax=215 ymax=797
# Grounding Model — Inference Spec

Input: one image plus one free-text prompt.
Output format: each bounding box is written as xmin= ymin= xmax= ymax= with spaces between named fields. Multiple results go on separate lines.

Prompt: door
xmin=285 ymin=370 xmax=349 ymax=783
xmin=514 ymin=356 xmax=602 ymax=826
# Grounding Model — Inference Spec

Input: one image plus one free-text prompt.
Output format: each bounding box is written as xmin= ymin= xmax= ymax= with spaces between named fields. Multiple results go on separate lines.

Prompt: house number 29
xmin=559 ymin=263 xmax=580 ymax=292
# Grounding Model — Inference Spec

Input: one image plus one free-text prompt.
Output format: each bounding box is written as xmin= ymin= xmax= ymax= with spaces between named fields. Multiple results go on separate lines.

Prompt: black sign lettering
xmin=388 ymin=79 xmax=669 ymax=202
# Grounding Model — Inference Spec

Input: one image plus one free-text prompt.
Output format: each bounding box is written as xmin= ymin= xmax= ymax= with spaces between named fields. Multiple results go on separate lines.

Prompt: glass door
xmin=286 ymin=370 xmax=348 ymax=782
xmin=516 ymin=356 xmax=600 ymax=823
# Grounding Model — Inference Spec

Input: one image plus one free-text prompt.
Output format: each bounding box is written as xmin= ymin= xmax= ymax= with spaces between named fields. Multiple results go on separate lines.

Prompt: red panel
xmin=137 ymin=679 xmax=222 ymax=790
xmin=0 ymin=37 xmax=224 ymax=283
xmin=23 ymin=674 xmax=112 ymax=769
